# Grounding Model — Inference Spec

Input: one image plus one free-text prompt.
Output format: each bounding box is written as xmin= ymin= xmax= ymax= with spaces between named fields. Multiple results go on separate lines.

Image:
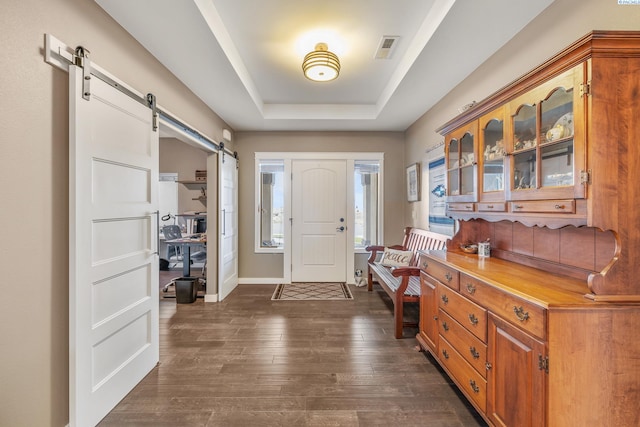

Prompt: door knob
xmin=336 ymin=226 xmax=345 ymax=232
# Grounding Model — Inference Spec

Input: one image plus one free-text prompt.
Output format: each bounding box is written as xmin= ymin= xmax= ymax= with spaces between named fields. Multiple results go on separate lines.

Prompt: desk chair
xmin=162 ymin=225 xmax=207 ymax=270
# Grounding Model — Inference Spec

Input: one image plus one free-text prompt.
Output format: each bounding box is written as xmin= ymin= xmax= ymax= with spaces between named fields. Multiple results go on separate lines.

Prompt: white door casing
xmin=218 ymin=152 xmax=238 ymax=301
xmin=69 ymin=66 xmax=159 ymax=426
xmin=291 ymin=160 xmax=347 ymax=282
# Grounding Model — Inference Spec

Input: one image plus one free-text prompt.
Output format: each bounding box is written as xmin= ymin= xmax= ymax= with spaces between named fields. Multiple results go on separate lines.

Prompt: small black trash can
xmin=174 ymin=277 xmax=199 ymax=304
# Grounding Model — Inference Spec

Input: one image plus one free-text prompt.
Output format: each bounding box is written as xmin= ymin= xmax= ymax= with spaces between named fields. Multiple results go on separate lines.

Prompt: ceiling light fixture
xmin=302 ymin=43 xmax=340 ymax=82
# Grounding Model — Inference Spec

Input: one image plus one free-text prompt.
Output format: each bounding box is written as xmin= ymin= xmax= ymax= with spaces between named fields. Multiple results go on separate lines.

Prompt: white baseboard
xmin=204 ymin=293 xmax=218 ymax=302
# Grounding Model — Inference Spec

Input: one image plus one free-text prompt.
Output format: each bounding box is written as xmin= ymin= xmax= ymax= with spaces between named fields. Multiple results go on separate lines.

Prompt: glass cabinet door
xmin=479 ymin=107 xmax=506 ymax=204
xmin=445 ymin=122 xmax=478 ymax=202
xmin=506 ymin=64 xmax=585 ymax=202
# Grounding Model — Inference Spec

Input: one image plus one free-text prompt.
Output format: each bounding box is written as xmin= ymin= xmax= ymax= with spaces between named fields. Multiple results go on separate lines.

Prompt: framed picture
xmin=406 ymin=162 xmax=420 ymax=202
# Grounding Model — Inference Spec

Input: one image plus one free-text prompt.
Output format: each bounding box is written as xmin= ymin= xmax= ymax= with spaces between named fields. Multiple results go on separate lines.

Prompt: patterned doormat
xmin=271 ymin=282 xmax=354 ymax=301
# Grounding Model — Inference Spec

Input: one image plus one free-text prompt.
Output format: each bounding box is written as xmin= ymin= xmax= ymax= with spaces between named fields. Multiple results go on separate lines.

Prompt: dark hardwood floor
xmin=99 ymin=279 xmax=487 ymax=426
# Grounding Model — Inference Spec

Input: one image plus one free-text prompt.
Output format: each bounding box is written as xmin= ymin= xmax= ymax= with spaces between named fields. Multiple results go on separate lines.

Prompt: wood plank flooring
xmin=99 ymin=282 xmax=487 ymax=426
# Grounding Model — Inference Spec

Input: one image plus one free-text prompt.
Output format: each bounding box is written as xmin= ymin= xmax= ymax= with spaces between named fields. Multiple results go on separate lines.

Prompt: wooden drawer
xmin=438 ymin=309 xmax=487 ymax=378
xmin=447 ymin=202 xmax=475 ymax=212
xmin=421 ymin=257 xmax=459 ymax=291
xmin=460 ymin=273 xmax=547 ymax=339
xmin=438 ymin=285 xmax=487 ymax=342
xmin=477 ymin=202 xmax=506 ymax=212
xmin=439 ymin=337 xmax=487 ymax=412
xmin=510 ymin=199 xmax=575 ymax=214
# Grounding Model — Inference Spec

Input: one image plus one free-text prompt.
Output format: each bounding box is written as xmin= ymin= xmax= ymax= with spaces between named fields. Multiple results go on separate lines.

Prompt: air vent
xmin=374 ymin=36 xmax=400 ymax=59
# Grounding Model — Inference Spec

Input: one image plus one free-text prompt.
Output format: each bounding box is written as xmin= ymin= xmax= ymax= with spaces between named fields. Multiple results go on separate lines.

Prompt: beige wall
xmin=405 ymin=0 xmax=640 ymax=227
xmin=0 ymin=0 xmax=229 ymax=425
xmin=234 ymin=132 xmax=406 ymax=279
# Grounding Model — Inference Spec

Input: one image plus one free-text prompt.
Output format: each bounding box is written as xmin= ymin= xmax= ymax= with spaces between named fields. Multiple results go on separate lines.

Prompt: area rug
xmin=271 ymin=282 xmax=354 ymax=301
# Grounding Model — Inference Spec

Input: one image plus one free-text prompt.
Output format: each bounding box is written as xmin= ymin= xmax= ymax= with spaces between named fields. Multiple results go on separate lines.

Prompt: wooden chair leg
xmin=394 ymin=298 xmax=404 ymax=338
xmin=367 ymin=269 xmax=374 ymax=292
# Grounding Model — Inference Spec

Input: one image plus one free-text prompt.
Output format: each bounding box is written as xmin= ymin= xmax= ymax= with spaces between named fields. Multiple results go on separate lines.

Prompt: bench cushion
xmin=371 ymin=262 xmax=421 ymax=296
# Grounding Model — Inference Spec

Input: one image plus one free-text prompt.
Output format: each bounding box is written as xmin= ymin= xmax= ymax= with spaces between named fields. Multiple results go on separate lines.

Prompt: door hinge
xmin=580 ymin=169 xmax=591 ymax=185
xmin=146 ymin=93 xmax=158 ymax=132
xmin=74 ymin=46 xmax=91 ymax=101
xmin=580 ymin=81 xmax=591 ymax=97
xmin=538 ymin=354 xmax=549 ymax=374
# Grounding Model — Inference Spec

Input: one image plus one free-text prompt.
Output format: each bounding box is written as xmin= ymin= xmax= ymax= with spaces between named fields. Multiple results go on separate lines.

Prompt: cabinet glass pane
xmin=513 ymin=150 xmax=536 ymax=190
xmin=483 ymin=119 xmax=505 ymax=192
xmin=448 ymin=169 xmax=459 ymax=196
xmin=448 ymin=139 xmax=459 ymax=169
xmin=541 ymin=88 xmax=573 ymax=143
xmin=513 ymin=104 xmax=537 ymax=151
xmin=541 ymin=140 xmax=573 ymax=187
xmin=461 ymin=165 xmax=474 ymax=195
xmin=460 ymin=133 xmax=475 ymax=167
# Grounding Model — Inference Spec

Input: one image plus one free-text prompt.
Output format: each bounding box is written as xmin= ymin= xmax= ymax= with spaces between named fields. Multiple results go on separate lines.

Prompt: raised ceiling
xmin=95 ymin=0 xmax=554 ymax=132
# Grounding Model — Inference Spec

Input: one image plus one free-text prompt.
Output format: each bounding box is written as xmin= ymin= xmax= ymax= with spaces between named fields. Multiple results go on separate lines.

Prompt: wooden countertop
xmin=418 ymin=249 xmax=612 ymax=308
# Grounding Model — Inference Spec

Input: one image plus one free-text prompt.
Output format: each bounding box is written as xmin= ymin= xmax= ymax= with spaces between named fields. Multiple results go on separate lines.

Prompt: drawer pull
xmin=487 ymin=204 xmax=494 ymax=209
xmin=514 ymin=204 xmax=524 ymax=209
xmin=485 ymin=362 xmax=492 ymax=371
xmin=442 ymin=349 xmax=450 ymax=359
xmin=469 ymin=379 xmax=480 ymax=393
xmin=433 ymin=315 xmax=438 ymax=321
xmin=555 ymin=204 xmax=565 ymax=209
xmin=422 ymin=261 xmax=428 ymax=269
xmin=468 ymin=313 xmax=479 ymax=326
xmin=441 ymin=294 xmax=449 ymax=304
xmin=442 ymin=321 xmax=449 ymax=332
xmin=445 ymin=272 xmax=453 ymax=282
xmin=465 ymin=283 xmax=476 ymax=294
xmin=513 ymin=306 xmax=530 ymax=322
xmin=465 ymin=205 xmax=472 ymax=209
xmin=470 ymin=346 xmax=480 ymax=359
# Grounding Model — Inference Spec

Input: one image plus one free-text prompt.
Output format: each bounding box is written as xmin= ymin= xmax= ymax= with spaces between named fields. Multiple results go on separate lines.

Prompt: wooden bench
xmin=366 ymin=227 xmax=449 ymax=338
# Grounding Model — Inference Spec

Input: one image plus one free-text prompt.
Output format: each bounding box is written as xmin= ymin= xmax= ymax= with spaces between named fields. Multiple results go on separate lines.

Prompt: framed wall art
xmin=406 ymin=162 xmax=420 ymax=202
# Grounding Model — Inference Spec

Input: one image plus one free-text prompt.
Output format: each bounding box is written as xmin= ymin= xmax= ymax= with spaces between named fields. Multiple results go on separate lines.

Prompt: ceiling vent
xmin=374 ymin=36 xmax=400 ymax=59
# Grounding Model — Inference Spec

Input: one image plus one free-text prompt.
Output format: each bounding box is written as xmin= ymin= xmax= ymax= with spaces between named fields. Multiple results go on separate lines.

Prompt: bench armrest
xmin=390 ymin=266 xmax=421 ymax=277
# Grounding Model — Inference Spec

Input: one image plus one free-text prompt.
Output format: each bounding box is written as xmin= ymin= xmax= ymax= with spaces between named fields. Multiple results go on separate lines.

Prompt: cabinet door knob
xmin=513 ymin=305 xmax=530 ymax=322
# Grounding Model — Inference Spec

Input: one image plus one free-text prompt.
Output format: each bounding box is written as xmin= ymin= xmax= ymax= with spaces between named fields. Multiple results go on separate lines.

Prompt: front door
xmin=291 ymin=160 xmax=347 ymax=282
xmin=69 ymin=65 xmax=159 ymax=426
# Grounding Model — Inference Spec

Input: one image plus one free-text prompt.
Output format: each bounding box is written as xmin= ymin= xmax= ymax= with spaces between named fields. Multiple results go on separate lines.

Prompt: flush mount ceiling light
xmin=302 ymin=43 xmax=340 ymax=82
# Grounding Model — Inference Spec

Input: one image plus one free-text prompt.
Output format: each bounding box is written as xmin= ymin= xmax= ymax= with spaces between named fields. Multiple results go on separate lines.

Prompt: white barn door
xmin=218 ymin=152 xmax=238 ymax=300
xmin=69 ymin=65 xmax=159 ymax=426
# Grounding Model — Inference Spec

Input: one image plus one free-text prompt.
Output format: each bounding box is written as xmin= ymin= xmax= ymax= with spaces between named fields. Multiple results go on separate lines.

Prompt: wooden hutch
xmin=416 ymin=31 xmax=640 ymax=426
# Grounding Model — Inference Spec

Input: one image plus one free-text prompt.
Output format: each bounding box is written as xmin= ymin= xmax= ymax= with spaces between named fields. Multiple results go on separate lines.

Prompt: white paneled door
xmin=69 ymin=66 xmax=159 ymax=426
xmin=291 ymin=160 xmax=347 ymax=282
xmin=218 ymin=152 xmax=238 ymax=301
